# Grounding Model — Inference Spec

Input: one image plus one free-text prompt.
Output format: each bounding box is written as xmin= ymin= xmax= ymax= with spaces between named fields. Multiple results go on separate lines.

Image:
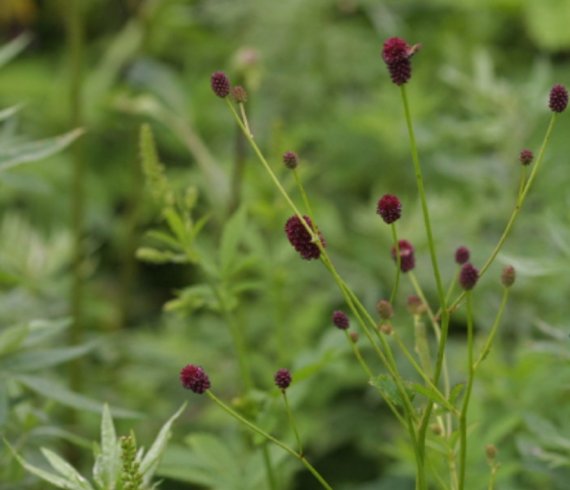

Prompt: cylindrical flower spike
xmin=180 ymin=364 xmax=211 ymax=394
xmin=211 ymin=71 xmax=231 ymax=98
xmin=459 ymin=263 xmax=479 ymax=291
xmin=455 ymin=246 xmax=470 ymax=265
xmin=274 ymin=368 xmax=292 ymax=390
xmin=381 ymin=37 xmax=420 ymax=86
xmin=377 ymin=194 xmax=402 ymax=224
xmin=283 ymin=151 xmax=299 ymax=169
xmin=332 ymin=310 xmax=350 ymax=330
xmin=391 ymin=239 xmax=415 ymax=272
xmin=549 ymin=84 xmax=568 ymax=113
xmin=519 ymin=149 xmax=533 ymax=166
xmin=284 ymin=215 xmax=325 ymax=260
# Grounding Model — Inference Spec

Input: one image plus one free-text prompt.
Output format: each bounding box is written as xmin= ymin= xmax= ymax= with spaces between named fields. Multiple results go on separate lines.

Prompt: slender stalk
xmin=458 ymin=293 xmax=475 ymax=490
xmin=282 ymin=390 xmax=303 ymax=455
xmin=390 ymin=224 xmax=401 ymax=304
xmin=474 ymin=287 xmax=509 ymax=370
xmin=65 ymin=0 xmax=85 ymax=391
xmin=448 ymin=113 xmax=558 ymax=314
xmin=261 ymin=444 xmax=278 ymax=490
xmin=293 ymin=169 xmax=316 ymax=223
xmin=206 ymin=391 xmax=333 ymax=490
xmin=400 ymin=86 xmax=445 ymax=305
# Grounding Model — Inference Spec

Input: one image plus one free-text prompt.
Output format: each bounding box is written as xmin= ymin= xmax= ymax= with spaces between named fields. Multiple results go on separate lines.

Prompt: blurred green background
xmin=0 ymin=0 xmax=569 ymax=489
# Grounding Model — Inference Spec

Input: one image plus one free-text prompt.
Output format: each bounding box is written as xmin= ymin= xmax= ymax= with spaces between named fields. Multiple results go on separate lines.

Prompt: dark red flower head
xmin=519 ymin=149 xmax=533 ymax=166
xmin=274 ymin=368 xmax=292 ymax=390
xmin=391 ymin=239 xmax=415 ymax=272
xmin=283 ymin=151 xmax=299 ymax=169
xmin=377 ymin=194 xmax=402 ymax=224
xmin=455 ymin=246 xmax=470 ymax=265
xmin=549 ymin=84 xmax=568 ymax=113
xmin=332 ymin=310 xmax=349 ymax=329
xmin=382 ymin=37 xmax=420 ymax=86
xmin=180 ymin=364 xmax=211 ymax=394
xmin=459 ymin=263 xmax=479 ymax=291
xmin=211 ymin=71 xmax=231 ymax=98
xmin=284 ymin=215 xmax=325 ymax=260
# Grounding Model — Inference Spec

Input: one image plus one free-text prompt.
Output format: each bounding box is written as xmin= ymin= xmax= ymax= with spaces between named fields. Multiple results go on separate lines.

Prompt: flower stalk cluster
xmin=178 ymin=45 xmax=566 ymax=490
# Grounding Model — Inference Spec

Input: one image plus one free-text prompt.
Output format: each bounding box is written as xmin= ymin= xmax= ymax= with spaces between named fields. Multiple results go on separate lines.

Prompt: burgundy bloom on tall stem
xmin=180 ymin=364 xmax=211 ymax=394
xmin=381 ymin=37 xmax=420 ymax=86
xmin=391 ymin=239 xmax=415 ymax=272
xmin=455 ymin=246 xmax=470 ymax=265
xmin=377 ymin=194 xmax=402 ymax=224
xmin=283 ymin=151 xmax=299 ymax=169
xmin=549 ymin=84 xmax=568 ymax=113
xmin=332 ymin=310 xmax=350 ymax=329
xmin=459 ymin=263 xmax=479 ymax=291
xmin=274 ymin=368 xmax=292 ymax=390
xmin=211 ymin=71 xmax=230 ymax=98
xmin=519 ymin=149 xmax=533 ymax=166
xmin=284 ymin=215 xmax=325 ymax=260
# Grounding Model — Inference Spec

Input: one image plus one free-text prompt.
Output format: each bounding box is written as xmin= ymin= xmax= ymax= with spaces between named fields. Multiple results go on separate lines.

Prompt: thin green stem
xmin=390 ymin=224 xmax=401 ymax=304
xmin=282 ymin=390 xmax=303 ymax=455
xmin=261 ymin=444 xmax=278 ymax=490
xmin=474 ymin=287 xmax=509 ymax=371
xmin=206 ymin=391 xmax=333 ymax=490
xmin=400 ymin=86 xmax=445 ymax=305
xmin=293 ymin=169 xmax=316 ymax=222
xmin=487 ymin=464 xmax=499 ymax=490
xmin=458 ymin=293 xmax=475 ymax=490
xmin=344 ymin=330 xmax=407 ymax=427
xmin=448 ymin=113 xmax=558 ymax=314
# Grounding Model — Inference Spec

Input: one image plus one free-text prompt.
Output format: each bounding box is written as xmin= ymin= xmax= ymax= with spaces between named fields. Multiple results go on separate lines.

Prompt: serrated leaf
xmin=0 ymin=343 xmax=94 ymax=372
xmin=41 ymin=448 xmax=93 ymax=490
xmin=139 ymin=404 xmax=186 ymax=484
xmin=136 ymin=247 xmax=188 ymax=264
xmin=93 ymin=404 xmax=119 ymax=489
xmin=220 ymin=206 xmax=248 ymax=276
xmin=139 ymin=124 xmax=172 ymax=205
xmin=5 ymin=440 xmax=75 ymax=489
xmin=0 ymin=324 xmax=30 ymax=357
xmin=14 ymin=375 xmax=141 ymax=419
xmin=0 ymin=128 xmax=84 ymax=173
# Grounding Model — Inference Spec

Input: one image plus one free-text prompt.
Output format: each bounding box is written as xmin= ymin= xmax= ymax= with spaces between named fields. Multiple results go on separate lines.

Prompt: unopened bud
xmin=501 ymin=265 xmax=516 ymax=288
xmin=376 ymin=299 xmax=393 ymax=320
xmin=379 ymin=323 xmax=393 ymax=335
xmin=485 ymin=444 xmax=498 ymax=460
xmin=349 ymin=331 xmax=359 ymax=343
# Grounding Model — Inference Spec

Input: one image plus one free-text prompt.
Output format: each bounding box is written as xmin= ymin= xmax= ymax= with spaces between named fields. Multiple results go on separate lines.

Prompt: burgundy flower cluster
xmin=284 ymin=215 xmax=325 ymax=260
xmin=381 ymin=37 xmax=419 ymax=86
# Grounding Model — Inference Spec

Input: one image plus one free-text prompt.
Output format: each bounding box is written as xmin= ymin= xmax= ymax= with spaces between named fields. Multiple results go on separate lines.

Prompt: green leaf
xmin=23 ymin=318 xmax=71 ymax=348
xmin=0 ymin=33 xmax=32 ymax=68
xmin=220 ymin=206 xmax=248 ymax=276
xmin=448 ymin=383 xmax=465 ymax=406
xmin=0 ymin=343 xmax=95 ymax=372
xmin=136 ymin=247 xmax=188 ymax=264
xmin=5 ymin=440 xmax=75 ymax=489
xmin=0 ymin=324 xmax=30 ymax=357
xmin=163 ymin=207 xmax=189 ymax=248
xmin=93 ymin=404 xmax=120 ymax=489
xmin=14 ymin=375 xmax=141 ymax=419
xmin=0 ymin=128 xmax=84 ymax=173
xmin=139 ymin=124 xmax=172 ymax=205
xmin=0 ymin=104 xmax=23 ymax=123
xmin=139 ymin=404 xmax=186 ymax=484
xmin=409 ymin=383 xmax=456 ymax=413
xmin=371 ymin=374 xmax=415 ymax=409
xmin=41 ymin=448 xmax=93 ymax=490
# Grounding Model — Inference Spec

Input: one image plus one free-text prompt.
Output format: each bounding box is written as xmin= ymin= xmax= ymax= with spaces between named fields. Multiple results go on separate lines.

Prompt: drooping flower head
xmin=180 ymin=364 xmax=211 ymax=394
xmin=381 ymin=37 xmax=420 ymax=86
xmin=283 ymin=151 xmax=299 ymax=169
xmin=455 ymin=246 xmax=470 ymax=265
xmin=332 ymin=310 xmax=350 ymax=329
xmin=519 ymin=149 xmax=533 ymax=166
xmin=391 ymin=239 xmax=415 ymax=272
xmin=274 ymin=368 xmax=292 ymax=390
xmin=549 ymin=84 xmax=568 ymax=113
xmin=377 ymin=194 xmax=402 ymax=224
xmin=211 ymin=71 xmax=231 ymax=98
xmin=459 ymin=263 xmax=479 ymax=291
xmin=284 ymin=215 xmax=325 ymax=260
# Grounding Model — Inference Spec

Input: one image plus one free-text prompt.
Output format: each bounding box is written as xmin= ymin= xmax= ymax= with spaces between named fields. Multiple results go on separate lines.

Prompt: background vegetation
xmin=0 ymin=0 xmax=569 ymax=489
